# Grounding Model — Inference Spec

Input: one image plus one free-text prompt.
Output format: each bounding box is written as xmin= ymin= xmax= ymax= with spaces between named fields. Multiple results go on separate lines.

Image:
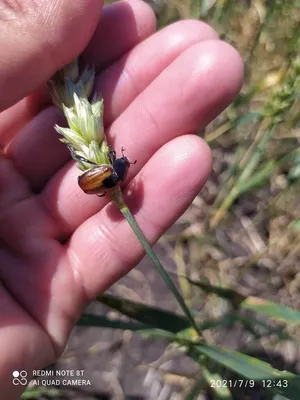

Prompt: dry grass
xmin=150 ymin=0 xmax=300 ymax=375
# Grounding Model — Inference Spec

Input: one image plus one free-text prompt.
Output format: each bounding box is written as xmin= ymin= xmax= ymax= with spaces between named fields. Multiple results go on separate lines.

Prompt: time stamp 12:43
xmin=210 ymin=379 xmax=289 ymax=388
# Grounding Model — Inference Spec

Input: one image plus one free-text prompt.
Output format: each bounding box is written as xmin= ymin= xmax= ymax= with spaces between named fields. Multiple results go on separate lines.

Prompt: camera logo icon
xmin=12 ymin=370 xmax=28 ymax=386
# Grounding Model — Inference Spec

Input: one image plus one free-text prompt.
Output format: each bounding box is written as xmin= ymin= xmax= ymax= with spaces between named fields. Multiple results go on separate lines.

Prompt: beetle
xmin=75 ymin=147 xmax=136 ymax=197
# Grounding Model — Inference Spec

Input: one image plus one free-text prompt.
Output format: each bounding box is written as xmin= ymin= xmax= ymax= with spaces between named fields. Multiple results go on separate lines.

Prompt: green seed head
xmin=48 ymin=60 xmax=108 ymax=169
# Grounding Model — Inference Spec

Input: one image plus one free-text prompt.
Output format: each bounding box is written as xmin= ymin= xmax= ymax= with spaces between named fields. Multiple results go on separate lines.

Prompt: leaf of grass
xmin=96 ymin=293 xmax=191 ymax=333
xmin=21 ymin=388 xmax=62 ymax=399
xmin=78 ymin=315 xmax=190 ymax=343
xmin=187 ymin=278 xmax=245 ymax=305
xmin=188 ymin=278 xmax=300 ymax=324
xmin=242 ymin=297 xmax=300 ymax=324
xmin=77 ymin=314 xmax=149 ymax=331
xmin=192 ymin=344 xmax=300 ymax=399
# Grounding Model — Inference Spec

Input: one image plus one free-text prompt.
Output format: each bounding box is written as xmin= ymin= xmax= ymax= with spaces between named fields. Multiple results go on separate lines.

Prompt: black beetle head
xmin=113 ymin=157 xmax=130 ymax=181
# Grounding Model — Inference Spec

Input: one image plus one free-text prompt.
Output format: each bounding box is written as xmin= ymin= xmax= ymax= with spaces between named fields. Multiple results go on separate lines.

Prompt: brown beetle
xmin=76 ymin=147 xmax=136 ymax=197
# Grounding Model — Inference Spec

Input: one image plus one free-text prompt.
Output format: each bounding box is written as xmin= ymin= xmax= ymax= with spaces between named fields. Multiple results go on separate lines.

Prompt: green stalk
xmin=239 ymin=148 xmax=300 ymax=193
xmin=111 ymin=187 xmax=201 ymax=336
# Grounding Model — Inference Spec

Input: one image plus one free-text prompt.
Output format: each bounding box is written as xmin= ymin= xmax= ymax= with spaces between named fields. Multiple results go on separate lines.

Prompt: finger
xmin=0 ymin=0 xmax=156 ymax=147
xmin=0 ymin=0 xmax=102 ymax=113
xmin=7 ymin=106 xmax=71 ymax=190
xmin=10 ymin=20 xmax=218 ymax=188
xmin=41 ymin=40 xmax=243 ymax=236
xmin=65 ymin=135 xmax=212 ymax=298
xmin=83 ymin=0 xmax=157 ymax=69
xmin=0 ymin=88 xmax=47 ymax=148
xmin=0 ymin=156 xmax=31 ymax=209
xmin=96 ymin=19 xmax=218 ymax=124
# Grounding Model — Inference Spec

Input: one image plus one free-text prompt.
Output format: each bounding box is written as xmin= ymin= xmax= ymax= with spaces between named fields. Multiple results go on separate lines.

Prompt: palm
xmin=0 ymin=0 xmax=242 ymax=396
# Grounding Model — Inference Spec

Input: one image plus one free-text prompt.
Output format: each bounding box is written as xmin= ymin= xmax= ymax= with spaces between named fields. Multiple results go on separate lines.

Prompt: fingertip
xmin=214 ymin=40 xmax=244 ymax=101
xmin=166 ymin=135 xmax=212 ymax=191
xmin=197 ymin=39 xmax=244 ymax=103
xmin=144 ymin=134 xmax=212 ymax=203
xmin=187 ymin=135 xmax=213 ymax=182
xmin=170 ymin=19 xmax=219 ymax=42
xmin=171 ymin=39 xmax=244 ymax=126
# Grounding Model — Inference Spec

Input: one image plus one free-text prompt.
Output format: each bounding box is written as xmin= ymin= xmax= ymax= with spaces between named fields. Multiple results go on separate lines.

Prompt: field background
xmin=24 ymin=1 xmax=300 ymax=399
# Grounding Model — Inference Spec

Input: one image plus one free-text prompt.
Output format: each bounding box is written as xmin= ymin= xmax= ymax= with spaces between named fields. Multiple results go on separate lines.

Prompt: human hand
xmin=0 ymin=0 xmax=243 ymax=397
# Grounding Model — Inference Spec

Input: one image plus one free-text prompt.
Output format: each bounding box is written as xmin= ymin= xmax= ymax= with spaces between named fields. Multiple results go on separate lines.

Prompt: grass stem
xmin=111 ymin=187 xmax=201 ymax=336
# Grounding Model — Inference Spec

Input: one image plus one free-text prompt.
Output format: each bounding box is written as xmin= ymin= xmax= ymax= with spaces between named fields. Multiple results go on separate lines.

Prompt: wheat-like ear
xmin=48 ymin=59 xmax=108 ymax=169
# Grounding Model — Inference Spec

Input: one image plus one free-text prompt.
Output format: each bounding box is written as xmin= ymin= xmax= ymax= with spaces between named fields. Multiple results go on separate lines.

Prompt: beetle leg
xmin=68 ymin=146 xmax=98 ymax=166
xmin=77 ymin=155 xmax=98 ymax=166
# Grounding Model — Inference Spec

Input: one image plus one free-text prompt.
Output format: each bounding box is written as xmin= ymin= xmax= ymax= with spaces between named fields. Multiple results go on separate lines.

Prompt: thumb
xmin=0 ymin=0 xmax=102 ymax=111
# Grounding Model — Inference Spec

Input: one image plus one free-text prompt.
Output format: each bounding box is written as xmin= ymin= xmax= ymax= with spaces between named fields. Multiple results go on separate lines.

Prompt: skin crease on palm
xmin=0 ymin=0 xmax=243 ymax=397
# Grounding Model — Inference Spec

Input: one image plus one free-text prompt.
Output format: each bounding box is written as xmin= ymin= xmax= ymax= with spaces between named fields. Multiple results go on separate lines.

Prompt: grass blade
xmin=97 ymin=293 xmax=191 ymax=333
xmin=188 ymin=278 xmax=300 ymax=324
xmin=77 ymin=313 xmax=149 ymax=331
xmin=192 ymin=344 xmax=300 ymax=398
xmin=21 ymin=388 xmax=62 ymax=399
xmin=242 ymin=297 xmax=300 ymax=324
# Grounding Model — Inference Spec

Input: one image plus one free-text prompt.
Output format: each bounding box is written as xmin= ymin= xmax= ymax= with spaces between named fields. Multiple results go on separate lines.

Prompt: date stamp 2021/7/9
xmin=210 ymin=379 xmax=289 ymax=389
xmin=210 ymin=380 xmax=255 ymax=389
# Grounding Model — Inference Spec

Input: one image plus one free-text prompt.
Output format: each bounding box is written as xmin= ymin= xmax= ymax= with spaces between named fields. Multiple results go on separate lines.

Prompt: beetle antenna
xmin=121 ymin=146 xmax=136 ymax=164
